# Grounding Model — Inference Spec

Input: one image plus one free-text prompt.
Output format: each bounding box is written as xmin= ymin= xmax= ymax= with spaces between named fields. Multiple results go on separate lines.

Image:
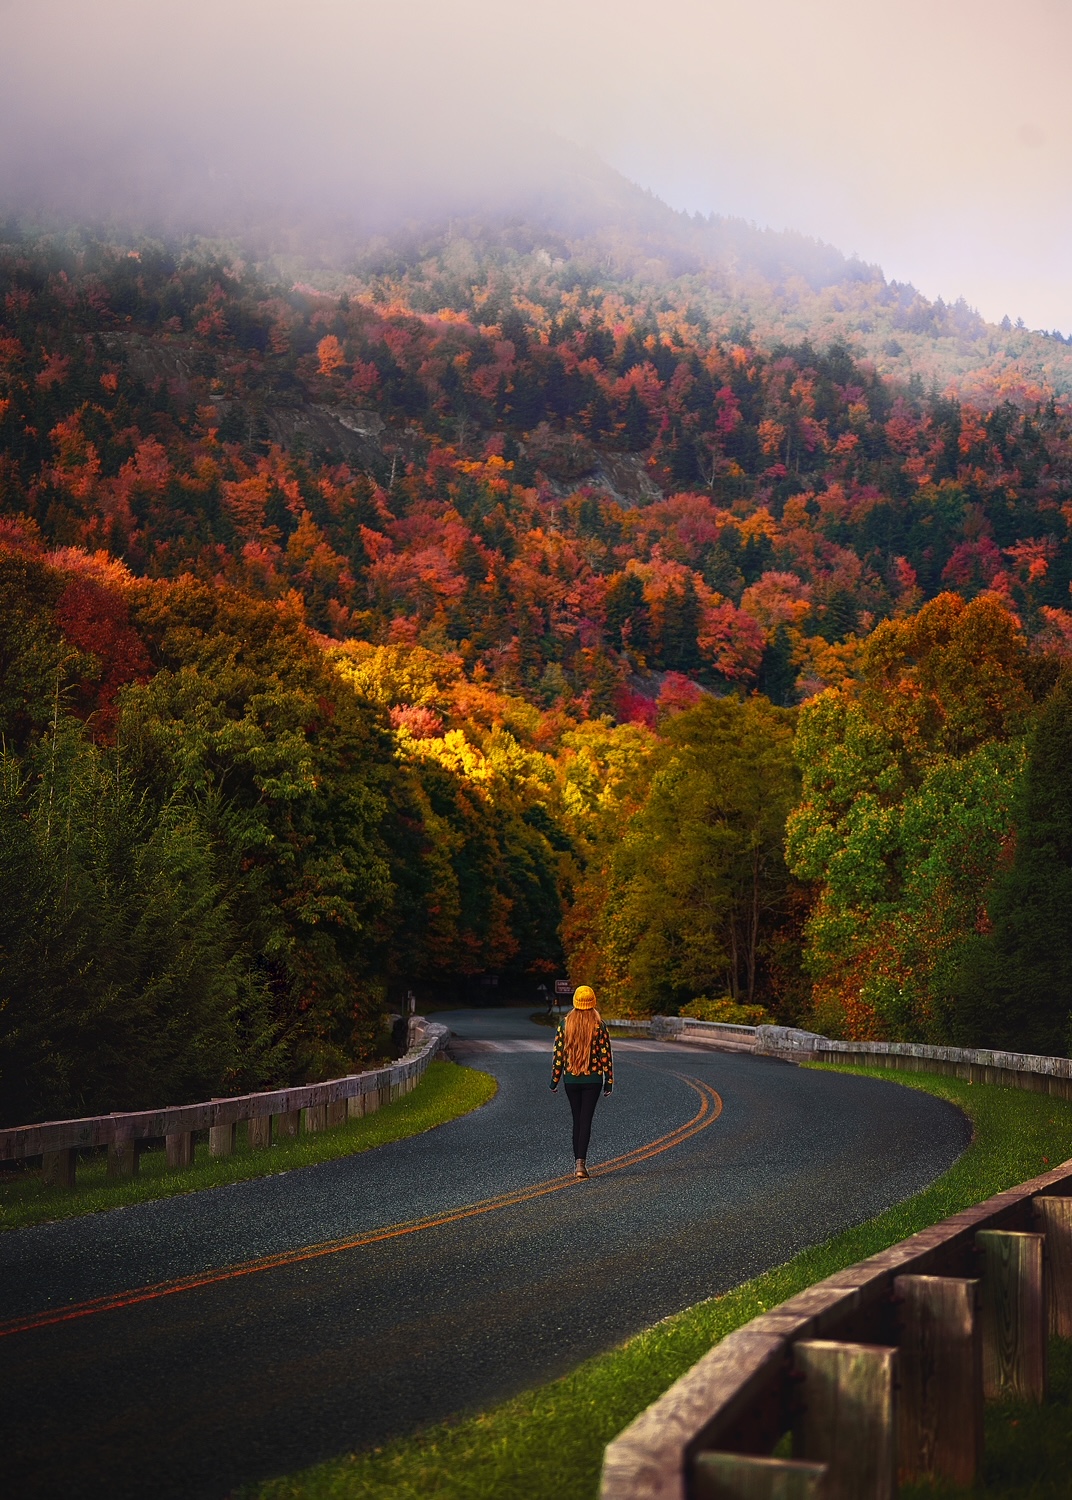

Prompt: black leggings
xmin=564 ymin=1078 xmax=603 ymax=1160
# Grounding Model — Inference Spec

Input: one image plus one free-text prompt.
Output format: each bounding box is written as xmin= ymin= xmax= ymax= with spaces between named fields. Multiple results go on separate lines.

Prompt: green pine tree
xmin=757 ymin=625 xmax=797 ymax=706
xmin=659 ymin=577 xmax=703 ymax=675
xmin=952 ymin=679 xmax=1072 ymax=1055
xmin=604 ymin=572 xmax=649 ymax=654
xmin=622 ymin=388 xmax=651 ymax=451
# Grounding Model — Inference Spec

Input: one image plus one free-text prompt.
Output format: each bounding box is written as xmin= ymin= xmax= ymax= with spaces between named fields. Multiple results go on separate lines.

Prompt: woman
xmin=549 ymin=984 xmax=614 ymax=1179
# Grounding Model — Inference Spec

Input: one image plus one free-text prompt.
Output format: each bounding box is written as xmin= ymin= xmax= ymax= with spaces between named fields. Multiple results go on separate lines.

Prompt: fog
xmin=2 ymin=0 xmax=1070 ymax=330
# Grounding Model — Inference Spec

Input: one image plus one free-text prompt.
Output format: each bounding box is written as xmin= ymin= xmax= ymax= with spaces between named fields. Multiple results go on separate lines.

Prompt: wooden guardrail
xmin=601 ymin=1157 xmax=1072 ymax=1499
xmin=0 ymin=1018 xmax=450 ymax=1189
xmin=599 ymin=1022 xmax=1072 ymax=1498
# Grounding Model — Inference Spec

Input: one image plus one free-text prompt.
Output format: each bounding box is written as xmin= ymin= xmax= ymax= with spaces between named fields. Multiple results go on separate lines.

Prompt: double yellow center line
xmin=1 ymin=1072 xmax=721 ymax=1340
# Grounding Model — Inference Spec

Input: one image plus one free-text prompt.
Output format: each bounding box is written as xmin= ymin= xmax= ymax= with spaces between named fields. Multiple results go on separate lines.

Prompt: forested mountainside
xmin=2 ymin=229 xmax=1072 ymax=1125
xmin=5 ymin=233 xmax=1072 ymax=699
xmin=14 ymin=140 xmax=1072 ymax=397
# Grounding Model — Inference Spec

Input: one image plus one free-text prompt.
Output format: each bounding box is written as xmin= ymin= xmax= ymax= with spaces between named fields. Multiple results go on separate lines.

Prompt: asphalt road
xmin=0 ymin=1007 xmax=970 ymax=1499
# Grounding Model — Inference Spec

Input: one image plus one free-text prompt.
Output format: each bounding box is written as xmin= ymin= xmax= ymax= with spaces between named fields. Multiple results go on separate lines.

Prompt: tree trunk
xmin=746 ymin=849 xmax=760 ymax=1004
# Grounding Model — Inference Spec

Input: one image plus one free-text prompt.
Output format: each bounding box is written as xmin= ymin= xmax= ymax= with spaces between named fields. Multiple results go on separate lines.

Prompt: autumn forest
xmin=3 ymin=223 xmax=1072 ymax=1125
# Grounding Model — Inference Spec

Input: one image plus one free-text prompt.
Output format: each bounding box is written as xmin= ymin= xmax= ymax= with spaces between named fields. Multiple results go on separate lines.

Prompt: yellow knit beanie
xmin=572 ymin=985 xmax=597 ymax=1009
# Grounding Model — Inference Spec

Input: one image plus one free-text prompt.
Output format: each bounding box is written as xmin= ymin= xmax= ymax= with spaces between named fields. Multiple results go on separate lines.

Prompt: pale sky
xmin=2 ymin=0 xmax=1070 ymax=330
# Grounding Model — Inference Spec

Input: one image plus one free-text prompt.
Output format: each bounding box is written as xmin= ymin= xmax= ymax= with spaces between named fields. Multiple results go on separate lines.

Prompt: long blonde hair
xmin=564 ymin=1006 xmax=601 ymax=1073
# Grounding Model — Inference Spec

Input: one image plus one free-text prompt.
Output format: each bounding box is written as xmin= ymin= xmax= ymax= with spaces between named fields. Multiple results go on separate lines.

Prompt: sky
xmin=1 ymin=0 xmax=1070 ymax=331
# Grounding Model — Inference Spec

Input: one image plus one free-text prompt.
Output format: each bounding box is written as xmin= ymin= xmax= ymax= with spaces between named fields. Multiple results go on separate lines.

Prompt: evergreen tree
xmin=818 ymin=588 xmax=859 ymax=643
xmin=952 ymin=679 xmax=1072 ymax=1055
xmin=586 ymin=388 xmax=612 ymax=440
xmin=669 ymin=430 xmax=700 ymax=485
xmin=507 ymin=370 xmax=544 ymax=429
xmin=604 ymin=572 xmax=649 ymax=654
xmin=659 ymin=577 xmax=703 ymax=675
xmin=586 ymin=649 xmax=621 ymax=719
xmin=582 ymin=320 xmax=614 ymax=365
xmin=757 ymin=625 xmax=797 ymax=706
xmin=622 ymin=388 xmax=651 ymax=451
xmin=0 ymin=724 xmax=277 ymax=1123
xmin=499 ymin=309 xmax=529 ymax=358
xmin=616 ymin=333 xmax=644 ymax=375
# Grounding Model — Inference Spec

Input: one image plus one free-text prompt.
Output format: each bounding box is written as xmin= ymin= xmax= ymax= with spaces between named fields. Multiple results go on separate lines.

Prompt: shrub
xmin=679 ymin=995 xmax=772 ymax=1026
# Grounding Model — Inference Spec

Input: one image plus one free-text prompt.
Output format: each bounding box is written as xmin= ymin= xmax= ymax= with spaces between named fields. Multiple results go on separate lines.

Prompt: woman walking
xmin=549 ymin=985 xmax=614 ymax=1179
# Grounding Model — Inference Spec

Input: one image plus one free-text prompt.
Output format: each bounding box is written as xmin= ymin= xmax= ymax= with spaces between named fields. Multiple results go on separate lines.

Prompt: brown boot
xmin=575 ymin=1159 xmax=590 ymax=1179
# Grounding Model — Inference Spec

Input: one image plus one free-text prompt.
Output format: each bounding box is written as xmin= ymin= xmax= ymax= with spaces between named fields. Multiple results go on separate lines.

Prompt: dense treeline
xmin=567 ymin=694 xmax=804 ymax=1019
xmin=787 ymin=591 xmax=1057 ymax=1042
xmin=2 ymin=231 xmax=1072 ymax=1123
xmin=0 ymin=544 xmax=581 ymax=1121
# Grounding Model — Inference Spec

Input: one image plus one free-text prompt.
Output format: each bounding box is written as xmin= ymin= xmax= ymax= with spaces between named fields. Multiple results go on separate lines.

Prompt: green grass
xmin=0 ymin=1061 xmax=497 ymax=1234
xmin=902 ymin=1337 xmax=1072 ymax=1497
xmin=243 ymin=1065 xmax=1072 ymax=1500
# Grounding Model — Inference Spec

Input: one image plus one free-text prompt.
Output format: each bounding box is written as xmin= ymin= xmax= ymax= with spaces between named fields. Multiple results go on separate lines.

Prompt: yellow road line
xmin=0 ymin=1073 xmax=722 ymax=1340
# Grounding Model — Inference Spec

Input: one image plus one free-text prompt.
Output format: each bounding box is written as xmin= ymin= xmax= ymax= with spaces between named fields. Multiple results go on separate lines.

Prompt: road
xmin=0 ymin=1007 xmax=970 ymax=1499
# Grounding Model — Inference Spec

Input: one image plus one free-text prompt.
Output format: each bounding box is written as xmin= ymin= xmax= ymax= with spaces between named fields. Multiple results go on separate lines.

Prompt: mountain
xmin=2 ymin=218 xmax=1071 ymax=715
xmin=10 ymin=137 xmax=1071 ymax=404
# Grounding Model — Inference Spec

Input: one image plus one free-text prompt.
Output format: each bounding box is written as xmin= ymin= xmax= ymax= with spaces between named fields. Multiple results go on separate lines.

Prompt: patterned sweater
xmin=550 ymin=1019 xmax=614 ymax=1092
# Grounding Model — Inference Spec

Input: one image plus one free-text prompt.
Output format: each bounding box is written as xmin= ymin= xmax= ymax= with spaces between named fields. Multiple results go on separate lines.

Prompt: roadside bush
xmin=679 ymin=995 xmax=773 ymax=1025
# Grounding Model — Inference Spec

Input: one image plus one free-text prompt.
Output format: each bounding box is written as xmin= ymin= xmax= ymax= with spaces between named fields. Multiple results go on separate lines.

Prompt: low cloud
xmin=2 ymin=0 xmax=1070 ymax=328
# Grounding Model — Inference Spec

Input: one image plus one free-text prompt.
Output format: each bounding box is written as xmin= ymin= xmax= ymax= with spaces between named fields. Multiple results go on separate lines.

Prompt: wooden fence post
xmin=894 ymin=1274 xmax=982 ymax=1486
xmin=792 ymin=1341 xmax=897 ymax=1500
xmin=208 ymin=1122 xmax=236 ymax=1158
xmin=166 ymin=1131 xmax=194 ymax=1170
xmin=1033 ymin=1196 xmax=1072 ymax=1336
xmin=347 ymin=1092 xmax=367 ymax=1120
xmin=326 ymin=1100 xmax=347 ymax=1129
xmin=302 ymin=1104 xmax=327 ymax=1134
xmin=976 ymin=1230 xmax=1047 ymax=1399
xmin=42 ymin=1148 xmax=76 ymax=1189
xmin=108 ymin=1139 xmax=138 ymax=1178
xmin=273 ymin=1109 xmax=300 ymax=1140
xmin=693 ymin=1453 xmax=828 ymax=1498
xmin=247 ymin=1116 xmax=271 ymax=1150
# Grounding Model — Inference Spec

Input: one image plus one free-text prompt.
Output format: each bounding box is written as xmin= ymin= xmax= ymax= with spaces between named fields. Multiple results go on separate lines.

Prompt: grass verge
xmin=902 ymin=1337 xmax=1072 ymax=1497
xmin=243 ymin=1064 xmax=1072 ymax=1500
xmin=0 ymin=1061 xmax=496 ymax=1234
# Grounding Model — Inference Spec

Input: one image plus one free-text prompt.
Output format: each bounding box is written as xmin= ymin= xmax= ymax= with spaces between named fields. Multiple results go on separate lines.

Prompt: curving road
xmin=0 ymin=1007 xmax=970 ymax=1499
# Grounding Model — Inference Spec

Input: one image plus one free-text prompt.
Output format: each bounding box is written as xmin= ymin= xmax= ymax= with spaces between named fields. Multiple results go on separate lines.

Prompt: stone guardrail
xmin=607 ymin=1017 xmax=759 ymax=1049
xmin=600 ymin=1019 xmax=1072 ymax=1498
xmin=0 ymin=1018 xmax=450 ymax=1189
xmin=615 ymin=1015 xmax=1072 ymax=1100
xmin=757 ymin=1026 xmax=1072 ymax=1099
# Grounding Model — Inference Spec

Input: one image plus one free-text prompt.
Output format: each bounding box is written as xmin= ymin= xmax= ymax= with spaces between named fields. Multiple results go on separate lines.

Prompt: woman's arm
xmin=596 ymin=1023 xmax=613 ymax=1093
xmin=550 ymin=1022 xmax=565 ymax=1089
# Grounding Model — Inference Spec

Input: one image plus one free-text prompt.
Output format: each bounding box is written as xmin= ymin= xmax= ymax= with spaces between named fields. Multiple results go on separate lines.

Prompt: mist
xmin=2 ymin=0 xmax=1070 ymax=330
